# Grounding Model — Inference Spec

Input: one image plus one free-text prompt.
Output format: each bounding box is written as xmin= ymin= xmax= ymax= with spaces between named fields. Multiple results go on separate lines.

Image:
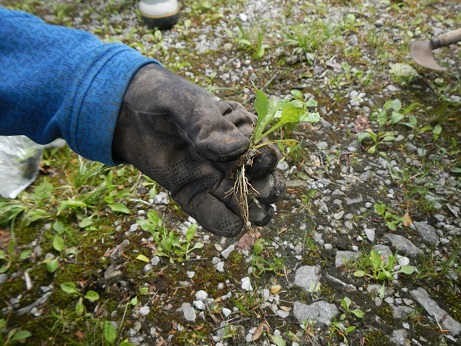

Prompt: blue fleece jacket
xmin=0 ymin=8 xmax=159 ymax=165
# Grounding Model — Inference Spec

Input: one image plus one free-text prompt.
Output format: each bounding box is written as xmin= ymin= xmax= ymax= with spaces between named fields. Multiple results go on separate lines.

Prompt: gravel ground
xmin=1 ymin=0 xmax=461 ymax=345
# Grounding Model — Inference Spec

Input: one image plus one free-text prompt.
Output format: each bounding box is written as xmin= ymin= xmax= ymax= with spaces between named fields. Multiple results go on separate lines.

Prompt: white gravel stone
xmin=222 ymin=308 xmax=232 ymax=318
xmin=139 ymin=306 xmax=150 ymax=316
xmin=195 ymin=290 xmax=208 ymax=301
xmin=193 ymin=300 xmax=206 ymax=310
xmin=241 ymin=277 xmax=253 ymax=291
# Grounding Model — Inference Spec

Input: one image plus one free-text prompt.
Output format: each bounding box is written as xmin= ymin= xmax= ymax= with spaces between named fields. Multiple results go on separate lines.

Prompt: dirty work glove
xmin=113 ymin=64 xmax=284 ymax=237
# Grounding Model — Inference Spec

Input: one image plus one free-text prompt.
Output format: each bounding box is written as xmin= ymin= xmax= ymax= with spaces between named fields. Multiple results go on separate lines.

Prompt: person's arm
xmin=0 ymin=7 xmax=158 ymax=165
xmin=0 ymin=8 xmax=284 ymax=237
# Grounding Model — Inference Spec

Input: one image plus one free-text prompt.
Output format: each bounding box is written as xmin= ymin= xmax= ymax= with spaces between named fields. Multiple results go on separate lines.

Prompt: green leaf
xmin=131 ymin=296 xmax=138 ymax=306
xmin=53 ymin=235 xmax=65 ymax=253
xmin=0 ymin=250 xmax=5 ymax=260
xmin=185 ymin=223 xmax=197 ymax=243
xmin=357 ymin=131 xmax=376 ymax=143
xmin=120 ymin=341 xmax=137 ymax=346
xmin=290 ymin=89 xmax=303 ymax=100
xmin=378 ymin=284 xmax=386 ymax=299
xmin=253 ymin=240 xmax=264 ymax=256
xmin=84 ymin=290 xmax=100 ymax=302
xmin=374 ymin=203 xmax=386 ymax=216
xmin=399 ymin=265 xmax=415 ymax=275
xmin=139 ymin=287 xmax=149 ymax=295
xmin=46 ymin=258 xmax=60 ymax=273
xmin=382 ymin=135 xmax=396 ymax=142
xmin=59 ymin=199 xmax=86 ymax=211
xmin=75 ymin=297 xmax=85 ymax=316
xmin=78 ymin=218 xmax=94 ymax=228
xmin=136 ymin=254 xmax=150 ymax=263
xmin=341 ymin=297 xmax=351 ymax=310
xmin=345 ymin=325 xmax=356 ymax=333
xmin=0 ymin=265 xmax=8 ymax=274
xmin=269 ymin=334 xmax=286 ymax=346
xmin=450 ymin=167 xmax=461 ymax=174
xmin=390 ymin=111 xmax=404 ymax=124
xmin=353 ymin=270 xmax=366 ymax=277
xmin=280 ymin=102 xmax=303 ymax=124
xmin=301 ymin=112 xmax=320 ymax=123
xmin=53 ymin=220 xmax=65 ymax=233
xmin=109 ymin=203 xmax=130 ymax=214
xmin=402 ymin=115 xmax=417 ymax=129
xmin=390 ymin=99 xmax=402 ymax=112
xmin=103 ymin=321 xmax=117 ymax=343
xmin=60 ymin=282 xmax=78 ymax=294
xmin=254 ymin=88 xmax=269 ymax=120
xmin=351 ymin=309 xmax=365 ymax=318
xmin=11 ymin=330 xmax=31 ymax=341
xmin=191 ymin=242 xmax=204 ymax=251
xmin=376 ymin=111 xmax=388 ymax=127
xmin=19 ymin=249 xmax=33 ymax=260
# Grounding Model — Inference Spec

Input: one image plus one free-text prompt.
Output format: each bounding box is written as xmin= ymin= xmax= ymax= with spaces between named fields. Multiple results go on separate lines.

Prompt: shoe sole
xmin=141 ymin=10 xmax=179 ymax=29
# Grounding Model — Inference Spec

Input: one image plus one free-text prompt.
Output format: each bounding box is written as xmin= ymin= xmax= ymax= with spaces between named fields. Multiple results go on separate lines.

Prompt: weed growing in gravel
xmin=0 ymin=318 xmax=31 ymax=345
xmin=358 ymin=99 xmax=419 ymax=154
xmin=231 ymin=89 xmax=320 ymax=229
xmin=0 ymin=232 xmax=32 ymax=274
xmin=354 ymin=249 xmax=415 ymax=298
xmin=235 ymin=23 xmax=269 ymax=60
xmin=136 ymin=209 xmax=203 ymax=262
xmin=373 ymin=202 xmax=404 ymax=231
xmin=250 ymin=238 xmax=286 ymax=278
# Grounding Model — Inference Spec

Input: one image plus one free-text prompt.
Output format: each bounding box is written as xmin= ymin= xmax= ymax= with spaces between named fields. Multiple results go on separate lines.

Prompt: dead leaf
xmin=402 ymin=212 xmax=412 ymax=227
xmin=252 ymin=322 xmax=270 ymax=341
xmin=235 ymin=230 xmax=261 ymax=251
xmin=354 ymin=115 xmax=370 ymax=133
xmin=270 ymin=285 xmax=281 ymax=295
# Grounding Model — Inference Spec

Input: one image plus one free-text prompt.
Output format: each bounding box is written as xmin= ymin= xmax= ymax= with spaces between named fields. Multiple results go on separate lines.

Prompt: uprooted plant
xmin=230 ymin=88 xmax=320 ymax=230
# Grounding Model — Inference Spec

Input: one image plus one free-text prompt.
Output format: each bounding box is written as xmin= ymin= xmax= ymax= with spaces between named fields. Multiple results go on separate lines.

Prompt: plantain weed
xmin=231 ymin=88 xmax=320 ymax=230
xmin=354 ymin=249 xmax=415 ymax=298
xmin=136 ymin=210 xmax=203 ymax=262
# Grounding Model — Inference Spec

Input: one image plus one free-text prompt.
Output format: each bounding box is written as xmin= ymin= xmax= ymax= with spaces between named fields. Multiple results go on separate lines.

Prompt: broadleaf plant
xmin=232 ymin=88 xmax=320 ymax=231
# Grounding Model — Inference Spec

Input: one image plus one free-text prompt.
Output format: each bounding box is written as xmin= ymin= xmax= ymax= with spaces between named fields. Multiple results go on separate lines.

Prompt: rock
xmin=347 ymin=140 xmax=361 ymax=152
xmin=193 ymin=300 xmax=206 ymax=310
xmin=383 ymin=234 xmax=423 ymax=256
xmin=410 ymin=287 xmax=461 ymax=335
xmin=345 ymin=194 xmax=363 ymax=205
xmin=293 ymin=301 xmax=339 ymax=326
xmin=335 ymin=251 xmax=360 ymax=268
xmin=0 ymin=273 xmax=8 ymax=285
xmin=177 ymin=303 xmax=196 ymax=322
xmin=276 ymin=309 xmax=290 ymax=318
xmin=412 ymin=221 xmax=440 ymax=245
xmin=16 ymin=292 xmax=52 ymax=316
xmin=222 ymin=308 xmax=231 ymax=318
xmin=151 ymin=256 xmax=160 ymax=266
xmin=139 ymin=306 xmax=150 ymax=316
xmin=293 ymin=265 xmax=321 ymax=291
xmin=104 ymin=265 xmax=123 ymax=280
xmin=221 ymin=244 xmax=234 ymax=259
xmin=390 ymin=329 xmax=408 ymax=345
xmin=195 ymin=290 xmax=208 ymax=301
xmin=364 ymin=228 xmax=376 ymax=242
xmin=241 ymin=277 xmax=253 ymax=292
xmin=392 ymin=305 xmax=414 ymax=319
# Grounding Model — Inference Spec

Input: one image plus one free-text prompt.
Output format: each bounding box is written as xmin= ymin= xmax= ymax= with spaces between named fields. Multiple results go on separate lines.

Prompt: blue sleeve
xmin=0 ymin=7 xmax=160 ymax=165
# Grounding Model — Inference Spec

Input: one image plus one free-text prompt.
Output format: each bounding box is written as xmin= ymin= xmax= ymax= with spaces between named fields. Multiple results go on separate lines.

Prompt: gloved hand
xmin=113 ymin=64 xmax=285 ymax=237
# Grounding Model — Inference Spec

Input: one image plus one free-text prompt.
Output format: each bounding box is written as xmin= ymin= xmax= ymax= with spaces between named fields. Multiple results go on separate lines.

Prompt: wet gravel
xmin=1 ymin=0 xmax=461 ymax=345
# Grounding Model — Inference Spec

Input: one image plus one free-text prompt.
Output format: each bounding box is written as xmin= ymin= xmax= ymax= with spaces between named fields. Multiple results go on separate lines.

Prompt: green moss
xmin=363 ymin=330 xmax=390 ymax=345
